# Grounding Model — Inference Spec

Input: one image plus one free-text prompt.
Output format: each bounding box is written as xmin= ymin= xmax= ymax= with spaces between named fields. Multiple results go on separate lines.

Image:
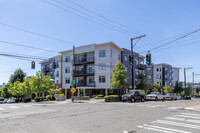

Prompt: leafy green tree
xmin=1 ymin=83 xmax=12 ymax=98
xmin=42 ymin=75 xmax=55 ymax=94
xmin=8 ymin=81 xmax=24 ymax=100
xmin=164 ymin=85 xmax=172 ymax=94
xmin=110 ymin=61 xmax=127 ymax=95
xmin=21 ymin=77 xmax=33 ymax=98
xmin=152 ymin=83 xmax=161 ymax=92
xmin=136 ymin=73 xmax=148 ymax=91
xmin=186 ymin=85 xmax=192 ymax=96
xmin=9 ymin=68 xmax=26 ymax=84
xmin=173 ymin=81 xmax=183 ymax=95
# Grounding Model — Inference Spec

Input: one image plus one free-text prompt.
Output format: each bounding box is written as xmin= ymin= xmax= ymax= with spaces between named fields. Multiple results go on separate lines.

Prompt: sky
xmin=0 ymin=0 xmax=200 ymax=84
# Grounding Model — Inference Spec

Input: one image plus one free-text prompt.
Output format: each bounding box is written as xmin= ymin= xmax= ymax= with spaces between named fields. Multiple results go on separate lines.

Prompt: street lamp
xmin=184 ymin=67 xmax=193 ymax=99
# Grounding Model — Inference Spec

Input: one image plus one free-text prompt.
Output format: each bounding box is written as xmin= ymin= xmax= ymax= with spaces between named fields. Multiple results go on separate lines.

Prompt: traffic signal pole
xmin=131 ymin=35 xmax=145 ymax=90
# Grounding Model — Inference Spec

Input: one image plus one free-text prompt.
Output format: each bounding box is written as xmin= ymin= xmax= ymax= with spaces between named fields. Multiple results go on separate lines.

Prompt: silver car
xmin=146 ymin=92 xmax=165 ymax=101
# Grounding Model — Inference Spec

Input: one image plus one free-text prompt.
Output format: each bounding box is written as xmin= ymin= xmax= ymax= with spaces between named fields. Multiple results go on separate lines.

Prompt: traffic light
xmin=146 ymin=53 xmax=151 ymax=65
xmin=31 ymin=61 xmax=35 ymax=69
xmin=53 ymin=62 xmax=57 ymax=69
xmin=129 ymin=56 xmax=133 ymax=65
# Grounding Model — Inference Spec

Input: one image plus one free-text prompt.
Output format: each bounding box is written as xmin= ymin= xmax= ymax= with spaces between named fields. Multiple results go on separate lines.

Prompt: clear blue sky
xmin=0 ymin=0 xmax=200 ymax=84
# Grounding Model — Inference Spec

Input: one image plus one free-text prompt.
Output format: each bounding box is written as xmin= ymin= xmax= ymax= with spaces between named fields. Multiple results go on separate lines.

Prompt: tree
xmin=164 ymin=85 xmax=172 ymax=94
xmin=8 ymin=81 xmax=24 ymax=100
xmin=136 ymin=73 xmax=148 ymax=91
xmin=9 ymin=68 xmax=26 ymax=84
xmin=21 ymin=77 xmax=33 ymax=98
xmin=173 ymin=81 xmax=183 ymax=95
xmin=110 ymin=61 xmax=127 ymax=95
xmin=186 ymin=85 xmax=192 ymax=96
xmin=41 ymin=75 xmax=55 ymax=95
xmin=1 ymin=83 xmax=12 ymax=98
xmin=152 ymin=83 xmax=161 ymax=92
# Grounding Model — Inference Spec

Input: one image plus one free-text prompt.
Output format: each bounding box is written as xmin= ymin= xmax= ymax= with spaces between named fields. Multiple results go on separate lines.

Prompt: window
xmin=56 ymin=71 xmax=59 ymax=77
xmin=65 ymin=67 xmax=70 ymax=73
xmin=88 ymin=66 xmax=94 ymax=73
xmin=56 ymin=62 xmax=59 ymax=68
xmin=118 ymin=55 xmax=120 ymax=60
xmin=157 ymin=68 xmax=159 ymax=72
xmin=65 ymin=78 xmax=70 ymax=84
xmin=99 ymin=50 xmax=106 ymax=58
xmin=160 ymin=74 xmax=161 ymax=79
xmin=125 ymin=67 xmax=127 ymax=71
xmin=65 ymin=56 xmax=70 ymax=62
xmin=124 ymin=56 xmax=127 ymax=61
xmin=99 ymin=63 xmax=106 ymax=70
xmin=56 ymin=80 xmax=59 ymax=84
xmin=110 ymin=49 xmax=112 ymax=57
xmin=99 ymin=76 xmax=105 ymax=83
xmin=89 ymin=77 xmax=94 ymax=83
xmin=160 ymin=68 xmax=162 ymax=71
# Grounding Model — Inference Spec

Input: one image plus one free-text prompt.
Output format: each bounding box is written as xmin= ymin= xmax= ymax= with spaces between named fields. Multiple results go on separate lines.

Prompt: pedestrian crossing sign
xmin=70 ymin=88 xmax=76 ymax=94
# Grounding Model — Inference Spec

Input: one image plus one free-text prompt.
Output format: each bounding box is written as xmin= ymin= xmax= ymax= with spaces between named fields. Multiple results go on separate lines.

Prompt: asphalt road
xmin=0 ymin=99 xmax=200 ymax=133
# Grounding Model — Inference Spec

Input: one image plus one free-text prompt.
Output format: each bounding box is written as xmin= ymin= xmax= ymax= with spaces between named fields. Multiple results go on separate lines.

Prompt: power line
xmin=0 ymin=22 xmax=79 ymax=46
xmin=0 ymin=40 xmax=59 ymax=53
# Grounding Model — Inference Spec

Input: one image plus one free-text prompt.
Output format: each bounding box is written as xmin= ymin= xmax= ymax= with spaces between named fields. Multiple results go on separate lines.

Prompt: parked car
xmin=0 ymin=97 xmax=4 ymax=104
xmin=7 ymin=99 xmax=15 ymax=103
xmin=146 ymin=92 xmax=165 ymax=101
xmin=164 ymin=93 xmax=177 ymax=101
xmin=183 ymin=96 xmax=192 ymax=100
xmin=122 ymin=90 xmax=145 ymax=102
xmin=3 ymin=99 xmax=8 ymax=103
xmin=177 ymin=96 xmax=182 ymax=100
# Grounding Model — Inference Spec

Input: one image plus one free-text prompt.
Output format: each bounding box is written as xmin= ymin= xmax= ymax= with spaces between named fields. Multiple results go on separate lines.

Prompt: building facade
xmin=121 ymin=48 xmax=145 ymax=88
xmin=172 ymin=67 xmax=180 ymax=86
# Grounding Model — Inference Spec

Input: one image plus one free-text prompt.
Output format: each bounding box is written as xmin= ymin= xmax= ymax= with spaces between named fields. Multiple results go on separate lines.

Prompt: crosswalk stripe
xmin=175 ymin=115 xmax=200 ymax=120
xmin=154 ymin=120 xmax=200 ymax=129
xmin=0 ymin=108 xmax=4 ymax=110
xmin=142 ymin=124 xmax=192 ymax=133
xmin=165 ymin=116 xmax=200 ymax=124
xmin=182 ymin=113 xmax=200 ymax=117
xmin=167 ymin=107 xmax=182 ymax=110
xmin=137 ymin=126 xmax=176 ymax=133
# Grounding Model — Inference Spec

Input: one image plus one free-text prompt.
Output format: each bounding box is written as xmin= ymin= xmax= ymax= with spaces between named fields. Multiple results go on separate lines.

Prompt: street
xmin=0 ymin=99 xmax=200 ymax=133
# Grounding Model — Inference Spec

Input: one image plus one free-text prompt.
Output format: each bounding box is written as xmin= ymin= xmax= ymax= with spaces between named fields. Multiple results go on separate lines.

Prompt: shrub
xmin=46 ymin=95 xmax=55 ymax=101
xmin=104 ymin=95 xmax=120 ymax=102
xmin=34 ymin=97 xmax=43 ymax=102
xmin=95 ymin=94 xmax=104 ymax=99
xmin=23 ymin=98 xmax=31 ymax=103
xmin=59 ymin=94 xmax=64 ymax=97
xmin=92 ymin=95 xmax=96 ymax=98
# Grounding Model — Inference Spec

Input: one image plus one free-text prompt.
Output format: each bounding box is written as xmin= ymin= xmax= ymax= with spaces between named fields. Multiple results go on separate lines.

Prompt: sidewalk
xmin=39 ymin=98 xmax=105 ymax=104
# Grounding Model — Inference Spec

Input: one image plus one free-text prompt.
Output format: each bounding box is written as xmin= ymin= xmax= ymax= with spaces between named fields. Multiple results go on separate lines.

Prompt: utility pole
xmin=184 ymin=67 xmax=193 ymax=99
xmin=193 ymin=72 xmax=194 ymax=97
xmin=71 ymin=46 xmax=75 ymax=102
xmin=131 ymin=35 xmax=145 ymax=89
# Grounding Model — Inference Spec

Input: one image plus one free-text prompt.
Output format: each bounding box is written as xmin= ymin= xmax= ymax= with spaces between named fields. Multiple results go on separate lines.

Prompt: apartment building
xmin=146 ymin=63 xmax=180 ymax=88
xmin=59 ymin=42 xmax=122 ymax=98
xmin=121 ymin=48 xmax=145 ymax=88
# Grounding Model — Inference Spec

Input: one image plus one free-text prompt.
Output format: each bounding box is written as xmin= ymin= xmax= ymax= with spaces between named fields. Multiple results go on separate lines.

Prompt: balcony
xmin=138 ymin=64 xmax=145 ymax=70
xmin=42 ymin=67 xmax=49 ymax=72
xmin=76 ymin=82 xmax=96 ymax=87
xmin=74 ymin=70 xmax=95 ymax=76
xmin=74 ymin=56 xmax=95 ymax=65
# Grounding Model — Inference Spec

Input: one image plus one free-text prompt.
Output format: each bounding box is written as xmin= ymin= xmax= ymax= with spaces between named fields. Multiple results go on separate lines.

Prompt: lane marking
xmin=154 ymin=120 xmax=200 ymax=129
xmin=175 ymin=115 xmax=200 ymax=120
xmin=182 ymin=113 xmax=200 ymax=117
xmin=165 ymin=117 xmax=200 ymax=124
xmin=142 ymin=124 xmax=192 ymax=133
xmin=9 ymin=106 xmax=19 ymax=109
xmin=137 ymin=126 xmax=175 ymax=133
xmin=0 ymin=108 xmax=4 ymax=110
xmin=167 ymin=107 xmax=182 ymax=110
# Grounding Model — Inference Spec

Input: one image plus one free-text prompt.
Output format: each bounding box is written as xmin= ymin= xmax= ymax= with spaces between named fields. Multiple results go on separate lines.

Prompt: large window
xmin=99 ymin=76 xmax=106 ymax=83
xmin=65 ymin=78 xmax=70 ymax=84
xmin=99 ymin=50 xmax=106 ymax=58
xmin=99 ymin=63 xmax=106 ymax=70
xmin=88 ymin=66 xmax=95 ymax=73
xmin=65 ymin=67 xmax=70 ymax=73
xmin=65 ymin=56 xmax=70 ymax=62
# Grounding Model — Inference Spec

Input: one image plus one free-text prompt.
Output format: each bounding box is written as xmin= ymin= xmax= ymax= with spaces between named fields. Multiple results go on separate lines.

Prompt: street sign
xmin=72 ymin=80 xmax=76 ymax=85
xmin=70 ymin=88 xmax=76 ymax=94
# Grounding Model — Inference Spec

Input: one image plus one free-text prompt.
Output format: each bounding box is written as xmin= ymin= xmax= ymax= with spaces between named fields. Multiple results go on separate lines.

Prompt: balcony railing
xmin=76 ymin=82 xmax=96 ymax=87
xmin=74 ymin=57 xmax=95 ymax=64
xmin=74 ymin=70 xmax=95 ymax=76
xmin=42 ymin=67 xmax=49 ymax=72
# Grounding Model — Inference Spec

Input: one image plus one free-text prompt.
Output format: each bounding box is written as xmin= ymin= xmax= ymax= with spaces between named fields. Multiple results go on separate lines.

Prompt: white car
xmin=146 ymin=92 xmax=165 ymax=101
xmin=7 ymin=99 xmax=15 ymax=103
